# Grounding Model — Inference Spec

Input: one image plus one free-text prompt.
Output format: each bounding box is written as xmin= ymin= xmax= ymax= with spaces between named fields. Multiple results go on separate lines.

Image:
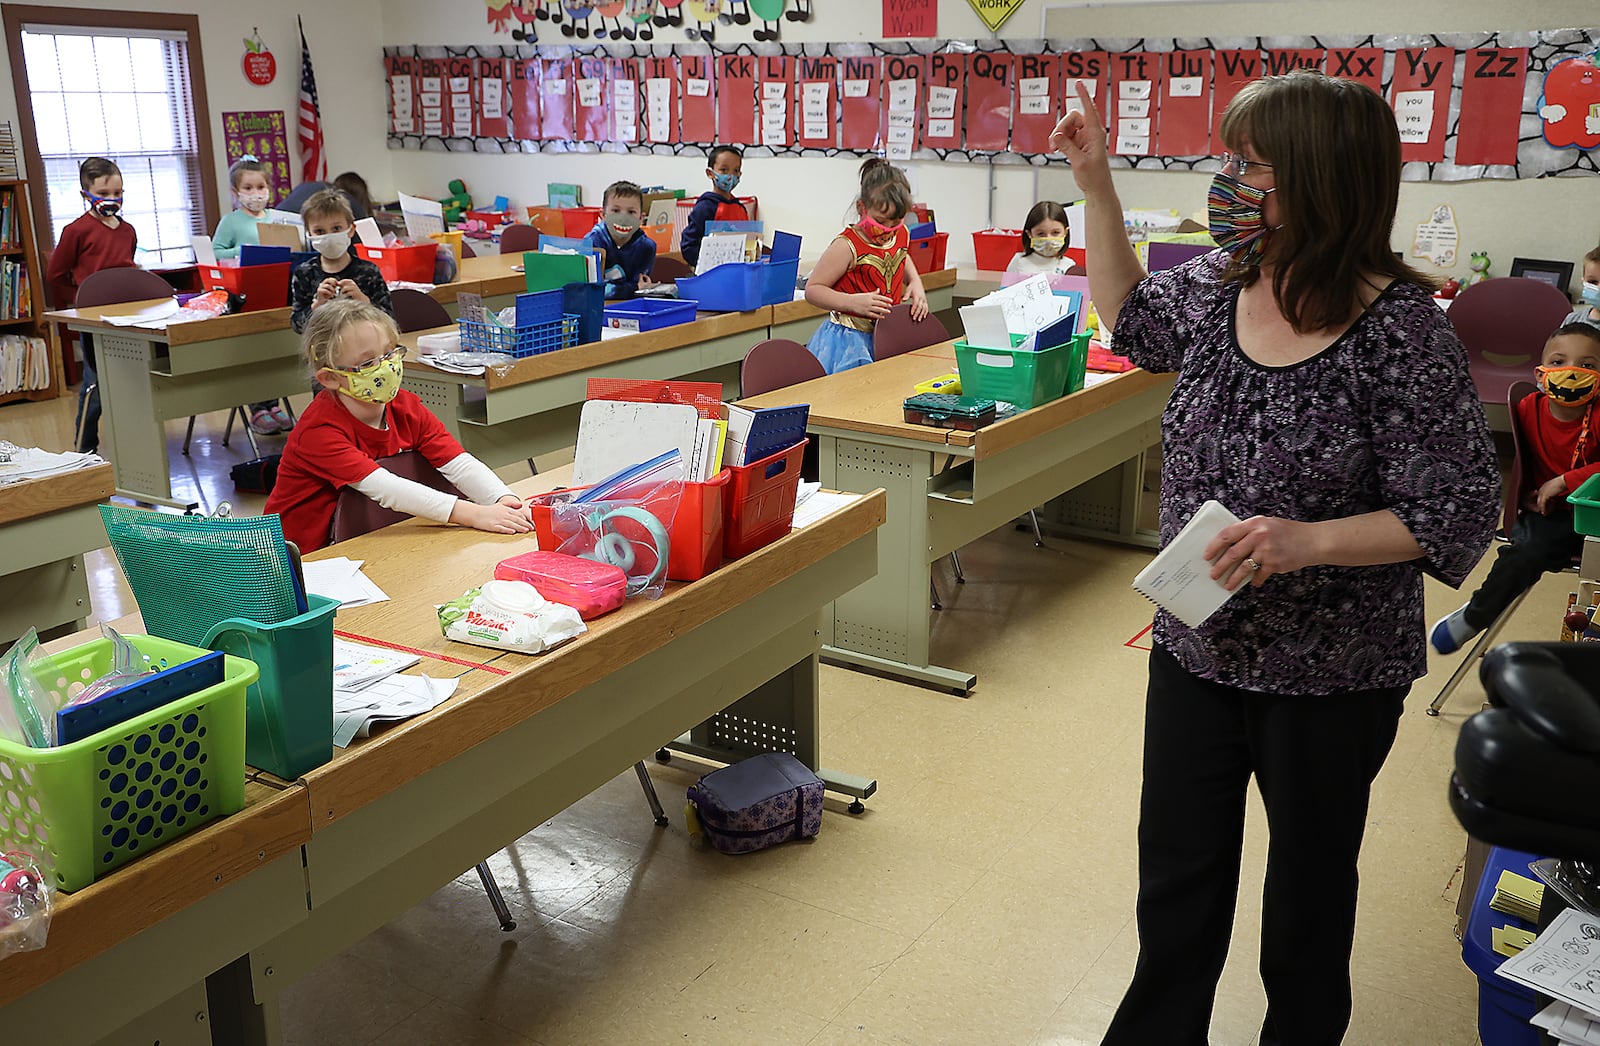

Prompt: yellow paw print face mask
xmin=1537 ymin=365 xmax=1600 ymax=408
xmin=335 ymin=348 xmax=405 ymax=405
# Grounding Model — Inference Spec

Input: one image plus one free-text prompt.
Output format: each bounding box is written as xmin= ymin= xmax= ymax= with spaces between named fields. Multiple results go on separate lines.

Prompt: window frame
xmin=2 ymin=5 xmax=219 ymax=281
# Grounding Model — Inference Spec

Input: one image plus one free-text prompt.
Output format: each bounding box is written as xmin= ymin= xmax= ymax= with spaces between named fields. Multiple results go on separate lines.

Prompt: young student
xmin=582 ymin=180 xmax=657 ymax=299
xmin=1565 ymin=244 xmax=1600 ymax=332
xmin=1005 ymin=201 xmax=1081 ymax=276
xmin=212 ymin=155 xmax=273 ymax=260
xmin=1432 ymin=321 xmax=1600 ymax=654
xmin=46 ymin=157 xmax=137 ymax=453
xmin=680 ymin=145 xmax=748 ymax=268
xmin=263 ymin=298 xmax=533 ymax=553
xmin=332 ymin=171 xmax=376 ymax=221
xmin=802 ymin=158 xmax=930 ymax=374
xmin=290 ymin=188 xmax=393 ymax=335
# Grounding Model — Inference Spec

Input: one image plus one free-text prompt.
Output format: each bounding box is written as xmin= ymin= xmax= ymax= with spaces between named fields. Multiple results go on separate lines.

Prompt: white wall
xmin=0 ymin=0 xmax=389 ymax=229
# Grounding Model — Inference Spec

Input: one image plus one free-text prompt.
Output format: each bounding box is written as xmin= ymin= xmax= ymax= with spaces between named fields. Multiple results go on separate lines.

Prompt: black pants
xmin=1102 ymin=645 xmax=1407 ymax=1046
xmin=1464 ymin=509 xmax=1582 ymax=632
xmin=75 ymin=333 xmax=99 ymax=453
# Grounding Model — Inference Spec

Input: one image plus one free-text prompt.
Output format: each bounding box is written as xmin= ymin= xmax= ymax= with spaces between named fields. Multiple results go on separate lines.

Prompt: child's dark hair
xmin=78 ymin=157 xmax=120 ymax=192
xmin=228 ymin=155 xmax=267 ymax=190
xmin=333 ymin=172 xmax=374 ymax=218
xmin=603 ymin=180 xmax=643 ymax=207
xmin=1554 ymin=322 xmax=1600 ymax=349
xmin=1020 ymin=201 xmax=1071 ymax=257
xmin=707 ymin=145 xmax=742 ymax=168
xmin=857 ymin=158 xmax=912 ymax=222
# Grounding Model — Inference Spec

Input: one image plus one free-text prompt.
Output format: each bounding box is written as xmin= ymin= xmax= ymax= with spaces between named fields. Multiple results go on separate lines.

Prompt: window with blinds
xmin=19 ymin=25 xmax=205 ymax=267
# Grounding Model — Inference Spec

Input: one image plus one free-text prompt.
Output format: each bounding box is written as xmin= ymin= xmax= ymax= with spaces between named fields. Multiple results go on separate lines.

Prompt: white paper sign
xmin=546 ymin=77 xmax=567 ymax=95
xmin=843 ymin=79 xmax=869 ymax=98
xmin=647 ymin=78 xmax=672 ymax=141
xmin=449 ymin=77 xmax=470 ymax=93
xmin=928 ymin=118 xmax=955 ymax=138
xmin=1117 ymin=98 xmax=1150 ymax=118
xmin=1117 ymin=136 xmax=1152 ymax=155
xmin=577 ymin=78 xmax=602 ymax=107
xmin=421 ymin=77 xmax=442 ymax=93
xmin=1020 ymin=97 xmax=1049 ymax=115
xmin=927 ymin=86 xmax=957 ymax=120
xmin=615 ymin=79 xmax=636 ymax=105
xmin=803 ymin=121 xmax=828 ymax=139
xmin=1019 ymin=77 xmax=1049 ymax=98
xmin=1170 ymin=76 xmax=1203 ymax=98
xmin=888 ymin=110 xmax=915 ymax=128
xmin=1393 ymin=90 xmax=1436 ymax=143
xmin=190 ymin=234 xmax=216 ymax=267
xmin=686 ymin=78 xmax=710 ymax=97
xmin=1410 ymin=203 xmax=1459 ymax=267
xmin=419 ymin=92 xmax=441 ymax=107
xmin=1120 ymin=80 xmax=1153 ymax=100
xmin=422 ymin=122 xmax=443 ymax=136
xmin=762 ymin=81 xmax=786 ymax=100
xmin=762 ymin=97 xmax=787 ymax=116
xmin=1121 ymin=118 xmax=1151 ymax=138
xmin=481 ymin=79 xmax=504 ymax=119
xmin=422 ymin=107 xmax=442 ymax=122
xmin=889 ymin=79 xmax=916 ymax=111
xmin=391 ymin=78 xmax=413 ymax=110
xmin=803 ymin=82 xmax=829 ymax=104
xmin=887 ymin=126 xmax=914 ymax=143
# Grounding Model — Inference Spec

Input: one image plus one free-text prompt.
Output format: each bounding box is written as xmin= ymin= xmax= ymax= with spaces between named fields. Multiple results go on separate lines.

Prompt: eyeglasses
xmin=1219 ymin=151 xmax=1274 ymax=178
xmin=329 ymin=346 xmax=405 ymax=374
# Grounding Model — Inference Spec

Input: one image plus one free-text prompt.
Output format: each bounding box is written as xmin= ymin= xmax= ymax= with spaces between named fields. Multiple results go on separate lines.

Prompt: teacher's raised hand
xmin=1050 ymin=80 xmax=1113 ymax=198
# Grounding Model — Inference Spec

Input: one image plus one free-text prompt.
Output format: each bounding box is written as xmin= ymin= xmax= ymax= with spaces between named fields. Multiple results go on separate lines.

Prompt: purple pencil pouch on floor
xmin=686 ymin=752 xmax=824 ymax=854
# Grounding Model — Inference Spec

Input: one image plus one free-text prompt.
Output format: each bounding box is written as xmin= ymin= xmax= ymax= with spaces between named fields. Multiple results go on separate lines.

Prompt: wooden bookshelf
xmin=0 ymin=178 xmax=57 ymax=405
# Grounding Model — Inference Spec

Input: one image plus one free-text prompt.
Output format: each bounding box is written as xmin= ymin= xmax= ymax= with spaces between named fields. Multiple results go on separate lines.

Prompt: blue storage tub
xmin=1463 ymin=846 xmax=1543 ymax=1046
xmin=563 ymin=281 xmax=604 ymax=345
xmin=604 ymin=298 xmax=699 ymax=332
xmin=458 ymin=315 xmax=579 ymax=358
xmin=515 ymin=289 xmax=564 ymax=328
xmin=677 ymin=230 xmax=802 ymax=312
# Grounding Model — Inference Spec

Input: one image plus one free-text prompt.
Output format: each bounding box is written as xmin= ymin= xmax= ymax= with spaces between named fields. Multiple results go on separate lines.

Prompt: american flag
xmin=297 ymin=18 xmax=326 ymax=183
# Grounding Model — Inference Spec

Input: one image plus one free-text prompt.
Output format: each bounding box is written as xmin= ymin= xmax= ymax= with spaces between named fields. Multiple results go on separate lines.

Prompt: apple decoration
xmin=242 ymin=28 xmax=276 ymax=87
xmin=1439 ymin=279 xmax=1460 ymax=299
xmin=1539 ymin=48 xmax=1600 ymax=150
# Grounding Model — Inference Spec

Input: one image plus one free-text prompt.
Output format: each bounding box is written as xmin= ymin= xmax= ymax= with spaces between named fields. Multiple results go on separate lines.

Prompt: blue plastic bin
xmin=459 ymin=314 xmax=579 ymax=358
xmin=1463 ymin=846 xmax=1544 ymax=1046
xmin=675 ymin=262 xmax=765 ymax=312
xmin=515 ymin=289 xmax=564 ymax=328
xmin=604 ymin=298 xmax=699 ymax=332
xmin=563 ymin=281 xmax=604 ymax=345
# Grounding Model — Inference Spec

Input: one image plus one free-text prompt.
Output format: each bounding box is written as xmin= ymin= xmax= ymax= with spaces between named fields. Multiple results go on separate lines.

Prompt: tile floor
xmin=4 ymin=394 xmax=1535 ymax=1045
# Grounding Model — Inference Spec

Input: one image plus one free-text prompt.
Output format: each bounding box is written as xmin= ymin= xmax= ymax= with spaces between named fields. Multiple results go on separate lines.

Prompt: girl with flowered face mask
xmin=1006 ymin=200 xmax=1080 ymax=277
xmin=801 ymin=158 xmax=932 ymax=373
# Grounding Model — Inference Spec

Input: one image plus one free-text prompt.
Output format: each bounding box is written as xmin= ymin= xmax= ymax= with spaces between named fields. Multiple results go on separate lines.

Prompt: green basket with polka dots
xmin=0 ymin=634 xmax=254 ymax=892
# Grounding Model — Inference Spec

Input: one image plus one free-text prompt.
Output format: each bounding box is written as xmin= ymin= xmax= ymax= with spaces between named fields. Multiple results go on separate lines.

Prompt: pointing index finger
xmin=1071 ymin=79 xmax=1104 ymax=133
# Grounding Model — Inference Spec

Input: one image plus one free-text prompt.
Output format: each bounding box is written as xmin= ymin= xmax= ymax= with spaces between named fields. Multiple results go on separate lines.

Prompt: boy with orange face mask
xmin=1433 ymin=322 xmax=1600 ymax=653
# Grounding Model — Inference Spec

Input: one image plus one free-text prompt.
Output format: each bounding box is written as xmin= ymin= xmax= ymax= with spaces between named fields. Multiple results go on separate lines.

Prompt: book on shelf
xmin=0 ymin=334 xmax=50 ymax=393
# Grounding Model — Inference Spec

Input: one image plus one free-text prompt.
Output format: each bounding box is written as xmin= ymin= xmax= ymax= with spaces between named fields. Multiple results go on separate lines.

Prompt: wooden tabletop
xmin=0 ymin=462 xmax=114 ymax=527
xmin=742 ymin=338 xmax=1171 ymax=460
xmin=770 ymin=267 xmax=956 ymax=326
xmin=297 ymin=465 xmax=886 ymax=827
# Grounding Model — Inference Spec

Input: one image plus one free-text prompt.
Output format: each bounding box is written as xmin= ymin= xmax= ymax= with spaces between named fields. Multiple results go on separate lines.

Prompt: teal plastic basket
xmin=0 ymin=634 xmax=254 ymax=892
xmin=203 ymin=593 xmax=338 ymax=780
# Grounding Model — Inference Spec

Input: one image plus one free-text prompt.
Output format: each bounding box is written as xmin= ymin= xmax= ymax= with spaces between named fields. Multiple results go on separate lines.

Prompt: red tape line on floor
xmin=1125 ymin=623 xmax=1153 ymax=651
xmin=334 ymin=629 xmax=511 ymax=676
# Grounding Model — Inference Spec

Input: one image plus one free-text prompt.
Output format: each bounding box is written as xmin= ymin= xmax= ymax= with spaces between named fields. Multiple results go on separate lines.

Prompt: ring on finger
xmin=1246 ymin=558 xmax=1262 ymax=572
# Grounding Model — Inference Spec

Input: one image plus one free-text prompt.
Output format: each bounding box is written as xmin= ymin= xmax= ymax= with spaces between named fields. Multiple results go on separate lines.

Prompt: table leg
xmin=97 ymin=331 xmax=191 ymax=509
xmin=88 ymin=980 xmax=215 ymax=1046
xmin=1040 ymin=450 xmax=1160 ymax=549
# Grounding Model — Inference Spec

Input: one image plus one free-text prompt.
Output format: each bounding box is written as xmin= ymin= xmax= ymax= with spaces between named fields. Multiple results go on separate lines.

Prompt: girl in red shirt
xmin=802 ymin=159 xmax=929 ymax=373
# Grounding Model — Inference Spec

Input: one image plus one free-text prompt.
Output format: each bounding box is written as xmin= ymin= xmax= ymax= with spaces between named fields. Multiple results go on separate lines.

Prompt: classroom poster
xmin=839 ymin=55 xmax=883 ymax=151
xmin=1156 ymin=51 xmax=1211 ymax=155
xmin=1390 ymin=47 xmax=1453 ymax=162
xmin=1456 ymin=48 xmax=1528 ymax=165
xmin=642 ymin=56 xmax=679 ymax=144
xmin=883 ymin=0 xmax=936 ymax=38
xmin=1263 ymin=48 xmax=1324 ymax=77
xmin=882 ymin=54 xmax=924 ymax=159
xmin=609 ymin=58 xmax=641 ymax=145
xmin=509 ymin=59 xmax=541 ymax=140
xmin=795 ymin=54 xmax=838 ymax=149
xmin=1325 ymin=47 xmax=1384 ymax=94
xmin=716 ymin=53 xmax=758 ymax=146
xmin=1108 ymin=51 xmax=1161 ymax=158
xmin=475 ymin=56 xmax=510 ymax=139
xmin=965 ymin=50 xmax=1012 ymax=151
xmin=221 ymin=111 xmax=292 ymax=201
xmin=444 ymin=56 xmax=477 ymax=138
xmin=758 ymin=55 xmax=794 ymax=149
xmin=922 ymin=52 xmax=965 ymax=150
xmin=1209 ymin=49 xmax=1260 ymax=154
xmin=418 ymin=57 xmax=446 ymax=138
xmin=680 ymin=54 xmax=717 ymax=144
xmin=574 ymin=55 xmax=611 ymax=143
xmin=1011 ymin=53 xmax=1060 ymax=154
xmin=538 ymin=57 xmax=574 ymax=142
xmin=385 ymin=56 xmax=418 ymax=135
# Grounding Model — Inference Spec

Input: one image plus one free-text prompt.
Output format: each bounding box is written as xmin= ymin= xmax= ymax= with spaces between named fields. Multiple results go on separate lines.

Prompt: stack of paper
xmin=332 ymin=637 xmax=420 ymax=691
xmin=1491 ymin=869 xmax=1545 ymax=922
xmin=1492 ymin=925 xmax=1538 ymax=957
xmin=333 ymin=675 xmax=457 ymax=747
xmin=1499 ymin=908 xmax=1600 ymax=1042
xmin=0 ymin=446 xmax=106 ymax=485
xmin=0 ymin=336 xmax=54 ymax=394
xmin=302 ymin=557 xmax=391 ymax=608
xmin=398 ymin=192 xmax=445 ymax=243
xmin=970 ymin=273 xmax=1073 ymax=335
xmin=1535 ymin=1000 xmax=1600 ymax=1045
xmin=695 ymin=232 xmax=751 ymax=273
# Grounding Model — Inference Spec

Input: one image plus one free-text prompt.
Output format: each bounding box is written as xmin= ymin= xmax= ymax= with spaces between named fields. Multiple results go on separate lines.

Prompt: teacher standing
xmin=1052 ymin=71 xmax=1499 ymax=1045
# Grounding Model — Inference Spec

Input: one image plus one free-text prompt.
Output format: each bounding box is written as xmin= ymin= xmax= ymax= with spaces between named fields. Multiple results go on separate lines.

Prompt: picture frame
xmin=1509 ymin=257 xmax=1575 ymax=294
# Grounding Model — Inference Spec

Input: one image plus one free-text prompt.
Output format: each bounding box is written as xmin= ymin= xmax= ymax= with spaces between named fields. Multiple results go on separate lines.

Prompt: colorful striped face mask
xmin=1207 ymin=173 xmax=1276 ymax=267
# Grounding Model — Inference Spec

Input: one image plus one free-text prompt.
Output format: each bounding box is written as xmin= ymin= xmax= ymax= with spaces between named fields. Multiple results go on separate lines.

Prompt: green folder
xmin=522 ymin=251 xmax=591 ymax=293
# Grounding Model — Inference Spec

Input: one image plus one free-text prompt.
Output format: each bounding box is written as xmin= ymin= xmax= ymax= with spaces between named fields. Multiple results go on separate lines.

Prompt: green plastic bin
xmin=1569 ymin=473 xmax=1600 ymax=537
xmin=953 ymin=330 xmax=1091 ymax=410
xmin=0 ymin=634 xmax=254 ymax=892
xmin=203 ymin=593 xmax=338 ymax=780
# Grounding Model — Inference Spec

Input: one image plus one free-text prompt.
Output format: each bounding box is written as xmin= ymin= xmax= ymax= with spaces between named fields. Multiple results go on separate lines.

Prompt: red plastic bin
xmin=465 ymin=209 xmax=511 ymax=226
xmin=722 ymin=439 xmax=807 ymax=560
xmin=200 ymin=262 xmax=290 ymax=312
xmin=972 ymin=228 xmax=1024 ymax=272
xmin=908 ymin=231 xmax=949 ymax=274
xmin=355 ymin=243 xmax=437 ymax=282
xmin=561 ymin=207 xmax=604 ymax=238
xmin=527 ymin=470 xmax=729 ymax=583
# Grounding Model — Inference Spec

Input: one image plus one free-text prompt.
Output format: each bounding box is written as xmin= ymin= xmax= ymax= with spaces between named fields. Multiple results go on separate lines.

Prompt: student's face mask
xmin=1538 ymin=364 xmax=1600 ymax=407
xmin=83 ymin=191 xmax=121 ymax=218
xmin=606 ymin=210 xmax=641 ymax=238
xmin=1583 ymin=281 xmax=1600 ymax=307
xmin=331 ymin=348 xmax=404 ymax=405
xmin=858 ymin=211 xmax=902 ymax=238
xmin=1207 ymin=173 xmax=1276 ymax=268
xmin=710 ymin=171 xmax=740 ymax=193
xmin=238 ymin=191 xmax=270 ymax=213
xmin=1031 ymin=236 xmax=1066 ymax=257
xmin=311 ymin=231 xmax=351 ymax=260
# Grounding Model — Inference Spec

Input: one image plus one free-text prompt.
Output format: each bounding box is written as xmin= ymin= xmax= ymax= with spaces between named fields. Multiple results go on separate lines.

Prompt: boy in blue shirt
xmin=583 ymin=180 xmax=657 ymax=299
xmin=680 ymin=145 xmax=748 ymax=268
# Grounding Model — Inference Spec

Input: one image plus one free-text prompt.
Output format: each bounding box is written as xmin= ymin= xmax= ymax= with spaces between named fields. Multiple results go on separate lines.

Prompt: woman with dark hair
xmin=1053 ymin=70 xmax=1499 ymax=1044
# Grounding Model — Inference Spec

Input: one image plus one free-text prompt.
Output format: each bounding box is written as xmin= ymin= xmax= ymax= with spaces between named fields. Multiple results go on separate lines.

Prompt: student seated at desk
xmin=264 ymin=299 xmax=533 ymax=553
xmin=680 ymin=145 xmax=748 ymax=268
xmin=582 ymin=180 xmax=657 ymax=299
xmin=290 ymin=189 xmax=393 ymax=334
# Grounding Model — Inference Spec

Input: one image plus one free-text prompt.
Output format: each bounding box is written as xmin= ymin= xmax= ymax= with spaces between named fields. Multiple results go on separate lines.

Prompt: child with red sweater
xmin=47 ymin=157 xmax=137 ymax=452
xmin=1433 ymin=322 xmax=1600 ymax=652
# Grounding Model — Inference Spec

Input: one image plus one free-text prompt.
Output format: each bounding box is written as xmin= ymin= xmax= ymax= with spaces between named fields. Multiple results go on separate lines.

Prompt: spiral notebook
xmin=1131 ymin=500 xmax=1242 ymax=628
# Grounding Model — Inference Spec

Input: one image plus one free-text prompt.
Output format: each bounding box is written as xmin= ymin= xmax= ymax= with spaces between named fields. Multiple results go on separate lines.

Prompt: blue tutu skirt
xmin=807 ymin=319 xmax=874 ymax=374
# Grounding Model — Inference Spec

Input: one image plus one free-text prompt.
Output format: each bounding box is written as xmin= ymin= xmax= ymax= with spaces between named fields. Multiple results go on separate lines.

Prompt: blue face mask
xmin=711 ymin=171 xmax=740 ymax=194
xmin=1583 ymin=282 xmax=1600 ymax=307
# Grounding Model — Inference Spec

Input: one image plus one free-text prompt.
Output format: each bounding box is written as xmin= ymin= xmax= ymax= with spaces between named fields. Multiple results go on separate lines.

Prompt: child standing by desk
xmin=264 ymin=299 xmax=532 ymax=552
xmin=46 ymin=157 xmax=136 ymax=453
xmin=680 ymin=145 xmax=748 ymax=268
xmin=212 ymin=156 xmax=272 ymax=260
xmin=802 ymin=159 xmax=929 ymax=373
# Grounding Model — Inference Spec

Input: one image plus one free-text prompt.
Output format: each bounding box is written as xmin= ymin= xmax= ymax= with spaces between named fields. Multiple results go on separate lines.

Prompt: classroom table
xmin=743 ymin=341 xmax=1174 ymax=694
xmin=0 ymin=473 xmax=884 ymax=1045
xmin=0 ymin=462 xmax=115 ymax=645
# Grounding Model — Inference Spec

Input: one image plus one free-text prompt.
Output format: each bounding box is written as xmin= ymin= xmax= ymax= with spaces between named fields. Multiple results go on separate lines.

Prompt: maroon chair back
xmin=75 ymin=267 xmax=175 ymax=308
xmin=461 ymin=241 xmax=477 ymax=259
xmin=873 ymin=303 xmax=951 ymax=361
xmin=741 ymin=338 xmax=825 ymax=397
xmin=389 ymin=288 xmax=451 ymax=333
xmin=498 ymin=224 xmax=542 ymax=255
xmin=329 ymin=451 xmax=464 ymax=544
xmin=651 ymin=255 xmax=693 ymax=282
xmin=1448 ymin=277 xmax=1575 ymax=409
xmin=1504 ymin=379 xmax=1538 ymax=535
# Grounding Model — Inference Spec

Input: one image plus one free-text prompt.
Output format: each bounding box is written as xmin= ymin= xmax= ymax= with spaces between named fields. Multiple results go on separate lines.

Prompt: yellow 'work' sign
xmin=967 ymin=0 xmax=1028 ymax=32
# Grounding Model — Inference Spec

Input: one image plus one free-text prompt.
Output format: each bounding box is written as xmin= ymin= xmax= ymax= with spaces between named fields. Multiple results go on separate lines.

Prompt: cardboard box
xmin=1455 ymin=830 xmax=1494 ymax=939
xmin=1582 ymin=536 xmax=1600 ymax=582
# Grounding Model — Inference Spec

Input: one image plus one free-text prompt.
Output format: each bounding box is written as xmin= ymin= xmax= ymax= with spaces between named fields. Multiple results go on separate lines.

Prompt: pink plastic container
xmin=494 ymin=551 xmax=627 ymax=620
